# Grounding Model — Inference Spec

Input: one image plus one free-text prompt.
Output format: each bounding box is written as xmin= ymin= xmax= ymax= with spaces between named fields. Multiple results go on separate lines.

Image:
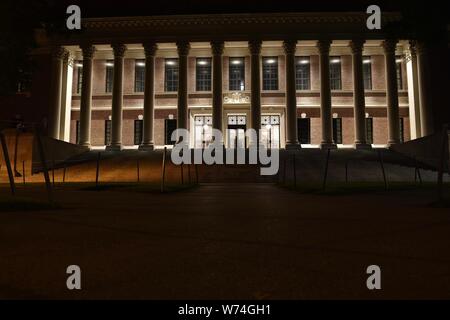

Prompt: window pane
xmin=332 ymin=118 xmax=342 ymax=144
xmin=196 ymin=58 xmax=211 ymax=91
xmin=229 ymin=57 xmax=245 ymax=91
xmin=164 ymin=58 xmax=178 ymax=92
xmin=262 ymin=57 xmax=278 ymax=91
xmin=362 ymin=56 xmax=372 ymax=90
xmin=105 ymin=60 xmax=114 ymax=93
xmin=134 ymin=59 xmax=145 ymax=92
xmin=329 ymin=56 xmax=342 ymax=90
xmin=295 ymin=57 xmax=310 ymax=90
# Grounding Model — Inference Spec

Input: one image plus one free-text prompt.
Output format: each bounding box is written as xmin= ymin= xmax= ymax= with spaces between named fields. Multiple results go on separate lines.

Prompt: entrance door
xmin=261 ymin=115 xmax=280 ymax=148
xmin=194 ymin=115 xmax=212 ymax=148
xmin=227 ymin=115 xmax=247 ymax=148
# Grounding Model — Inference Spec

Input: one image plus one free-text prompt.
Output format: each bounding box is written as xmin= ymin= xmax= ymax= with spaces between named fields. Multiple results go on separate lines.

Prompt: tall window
xmin=229 ymin=57 xmax=245 ymax=91
xmin=196 ymin=58 xmax=212 ymax=91
xmin=262 ymin=57 xmax=278 ymax=91
xmin=362 ymin=56 xmax=372 ymax=90
xmin=105 ymin=60 xmax=114 ymax=93
xmin=396 ymin=56 xmax=403 ymax=90
xmin=76 ymin=62 xmax=83 ymax=94
xmin=104 ymin=120 xmax=112 ymax=145
xmin=164 ymin=119 xmax=177 ymax=145
xmin=164 ymin=59 xmax=178 ymax=92
xmin=134 ymin=119 xmax=143 ymax=145
xmin=135 ymin=60 xmax=145 ymax=93
xmin=329 ymin=56 xmax=342 ymax=90
xmin=332 ymin=117 xmax=343 ymax=144
xmin=366 ymin=117 xmax=373 ymax=144
xmin=297 ymin=118 xmax=311 ymax=144
xmin=295 ymin=57 xmax=310 ymax=90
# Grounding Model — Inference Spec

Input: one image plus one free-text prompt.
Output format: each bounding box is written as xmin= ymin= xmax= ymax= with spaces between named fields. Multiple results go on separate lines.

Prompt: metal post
xmin=195 ymin=163 xmax=199 ymax=184
xmin=0 ymin=132 xmax=16 ymax=195
xmin=33 ymin=128 xmax=52 ymax=202
xmin=137 ymin=159 xmax=140 ymax=183
xmin=437 ymin=125 xmax=448 ymax=202
xmin=95 ymin=152 xmax=101 ymax=188
xmin=180 ymin=163 xmax=184 ymax=185
xmin=322 ymin=148 xmax=331 ymax=191
xmin=63 ymin=164 xmax=67 ymax=183
xmin=161 ymin=147 xmax=167 ymax=193
xmin=378 ymin=149 xmax=388 ymax=190
xmin=22 ymin=160 xmax=26 ymax=185
xmin=293 ymin=153 xmax=297 ymax=188
xmin=345 ymin=160 xmax=348 ymax=183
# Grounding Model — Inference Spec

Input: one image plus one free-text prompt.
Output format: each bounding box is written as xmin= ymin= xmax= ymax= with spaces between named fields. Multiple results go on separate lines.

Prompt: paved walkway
xmin=1 ymin=183 xmax=450 ymax=299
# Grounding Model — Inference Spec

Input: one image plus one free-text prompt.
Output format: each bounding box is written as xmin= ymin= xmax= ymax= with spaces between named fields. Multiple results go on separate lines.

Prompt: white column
xmin=406 ymin=41 xmax=421 ymax=139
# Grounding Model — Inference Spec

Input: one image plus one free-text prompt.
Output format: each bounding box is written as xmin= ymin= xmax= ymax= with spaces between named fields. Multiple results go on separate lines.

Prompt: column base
xmin=78 ymin=143 xmax=91 ymax=150
xmin=388 ymin=140 xmax=400 ymax=148
xmin=285 ymin=142 xmax=302 ymax=150
xmin=354 ymin=143 xmax=372 ymax=150
xmin=138 ymin=143 xmax=154 ymax=151
xmin=320 ymin=142 xmax=337 ymax=150
xmin=105 ymin=144 xmax=123 ymax=152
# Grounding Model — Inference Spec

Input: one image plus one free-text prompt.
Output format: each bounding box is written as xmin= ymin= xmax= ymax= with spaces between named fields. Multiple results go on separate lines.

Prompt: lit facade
xmin=37 ymin=12 xmax=434 ymax=150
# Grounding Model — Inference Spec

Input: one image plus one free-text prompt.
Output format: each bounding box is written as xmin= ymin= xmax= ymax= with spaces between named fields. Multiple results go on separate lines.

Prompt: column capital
xmin=382 ymin=39 xmax=398 ymax=55
xmin=316 ymin=39 xmax=331 ymax=55
xmin=143 ymin=42 xmax=157 ymax=57
xmin=176 ymin=41 xmax=190 ymax=56
xmin=112 ymin=43 xmax=127 ymax=58
xmin=51 ymin=46 xmax=67 ymax=60
xmin=248 ymin=39 xmax=262 ymax=55
xmin=210 ymin=40 xmax=225 ymax=56
xmin=350 ymin=39 xmax=365 ymax=55
xmin=283 ymin=39 xmax=297 ymax=55
xmin=81 ymin=44 xmax=96 ymax=59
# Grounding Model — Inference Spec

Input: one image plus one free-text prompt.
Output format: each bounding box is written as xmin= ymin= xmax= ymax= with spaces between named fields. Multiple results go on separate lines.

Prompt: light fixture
xmin=301 ymin=113 xmax=307 ymax=119
xmin=330 ymin=58 xmax=340 ymax=64
xmin=106 ymin=62 xmax=114 ymax=67
xmin=75 ymin=63 xmax=83 ymax=67
xmin=138 ymin=114 xmax=143 ymax=120
xmin=197 ymin=60 xmax=209 ymax=65
xmin=166 ymin=60 xmax=176 ymax=66
xmin=136 ymin=61 xmax=145 ymax=67
xmin=396 ymin=58 xmax=403 ymax=63
xmin=231 ymin=59 xmax=242 ymax=65
xmin=363 ymin=59 xmax=371 ymax=64
xmin=265 ymin=59 xmax=276 ymax=64
xmin=299 ymin=59 xmax=309 ymax=64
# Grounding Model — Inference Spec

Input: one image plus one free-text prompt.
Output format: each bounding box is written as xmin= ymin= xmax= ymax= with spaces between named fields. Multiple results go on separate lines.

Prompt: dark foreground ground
xmin=0 ymin=183 xmax=449 ymax=299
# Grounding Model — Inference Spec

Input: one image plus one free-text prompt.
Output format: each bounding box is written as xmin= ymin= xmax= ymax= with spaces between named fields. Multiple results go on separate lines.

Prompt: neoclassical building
xmin=35 ymin=12 xmax=434 ymax=150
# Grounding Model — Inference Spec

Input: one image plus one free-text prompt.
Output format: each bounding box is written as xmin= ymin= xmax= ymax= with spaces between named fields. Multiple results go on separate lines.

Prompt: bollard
xmin=377 ymin=149 xmax=388 ymax=190
xmin=137 ymin=159 xmax=140 ymax=183
xmin=293 ymin=153 xmax=297 ymax=188
xmin=22 ymin=160 xmax=26 ymax=185
xmin=345 ymin=160 xmax=348 ymax=183
xmin=180 ymin=163 xmax=184 ymax=185
xmin=322 ymin=148 xmax=331 ymax=191
xmin=161 ymin=147 xmax=167 ymax=193
xmin=95 ymin=152 xmax=101 ymax=188
xmin=195 ymin=163 xmax=199 ymax=184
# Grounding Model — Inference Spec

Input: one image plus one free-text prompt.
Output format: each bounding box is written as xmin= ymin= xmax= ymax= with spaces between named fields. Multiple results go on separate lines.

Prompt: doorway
xmin=227 ymin=115 xmax=247 ymax=148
